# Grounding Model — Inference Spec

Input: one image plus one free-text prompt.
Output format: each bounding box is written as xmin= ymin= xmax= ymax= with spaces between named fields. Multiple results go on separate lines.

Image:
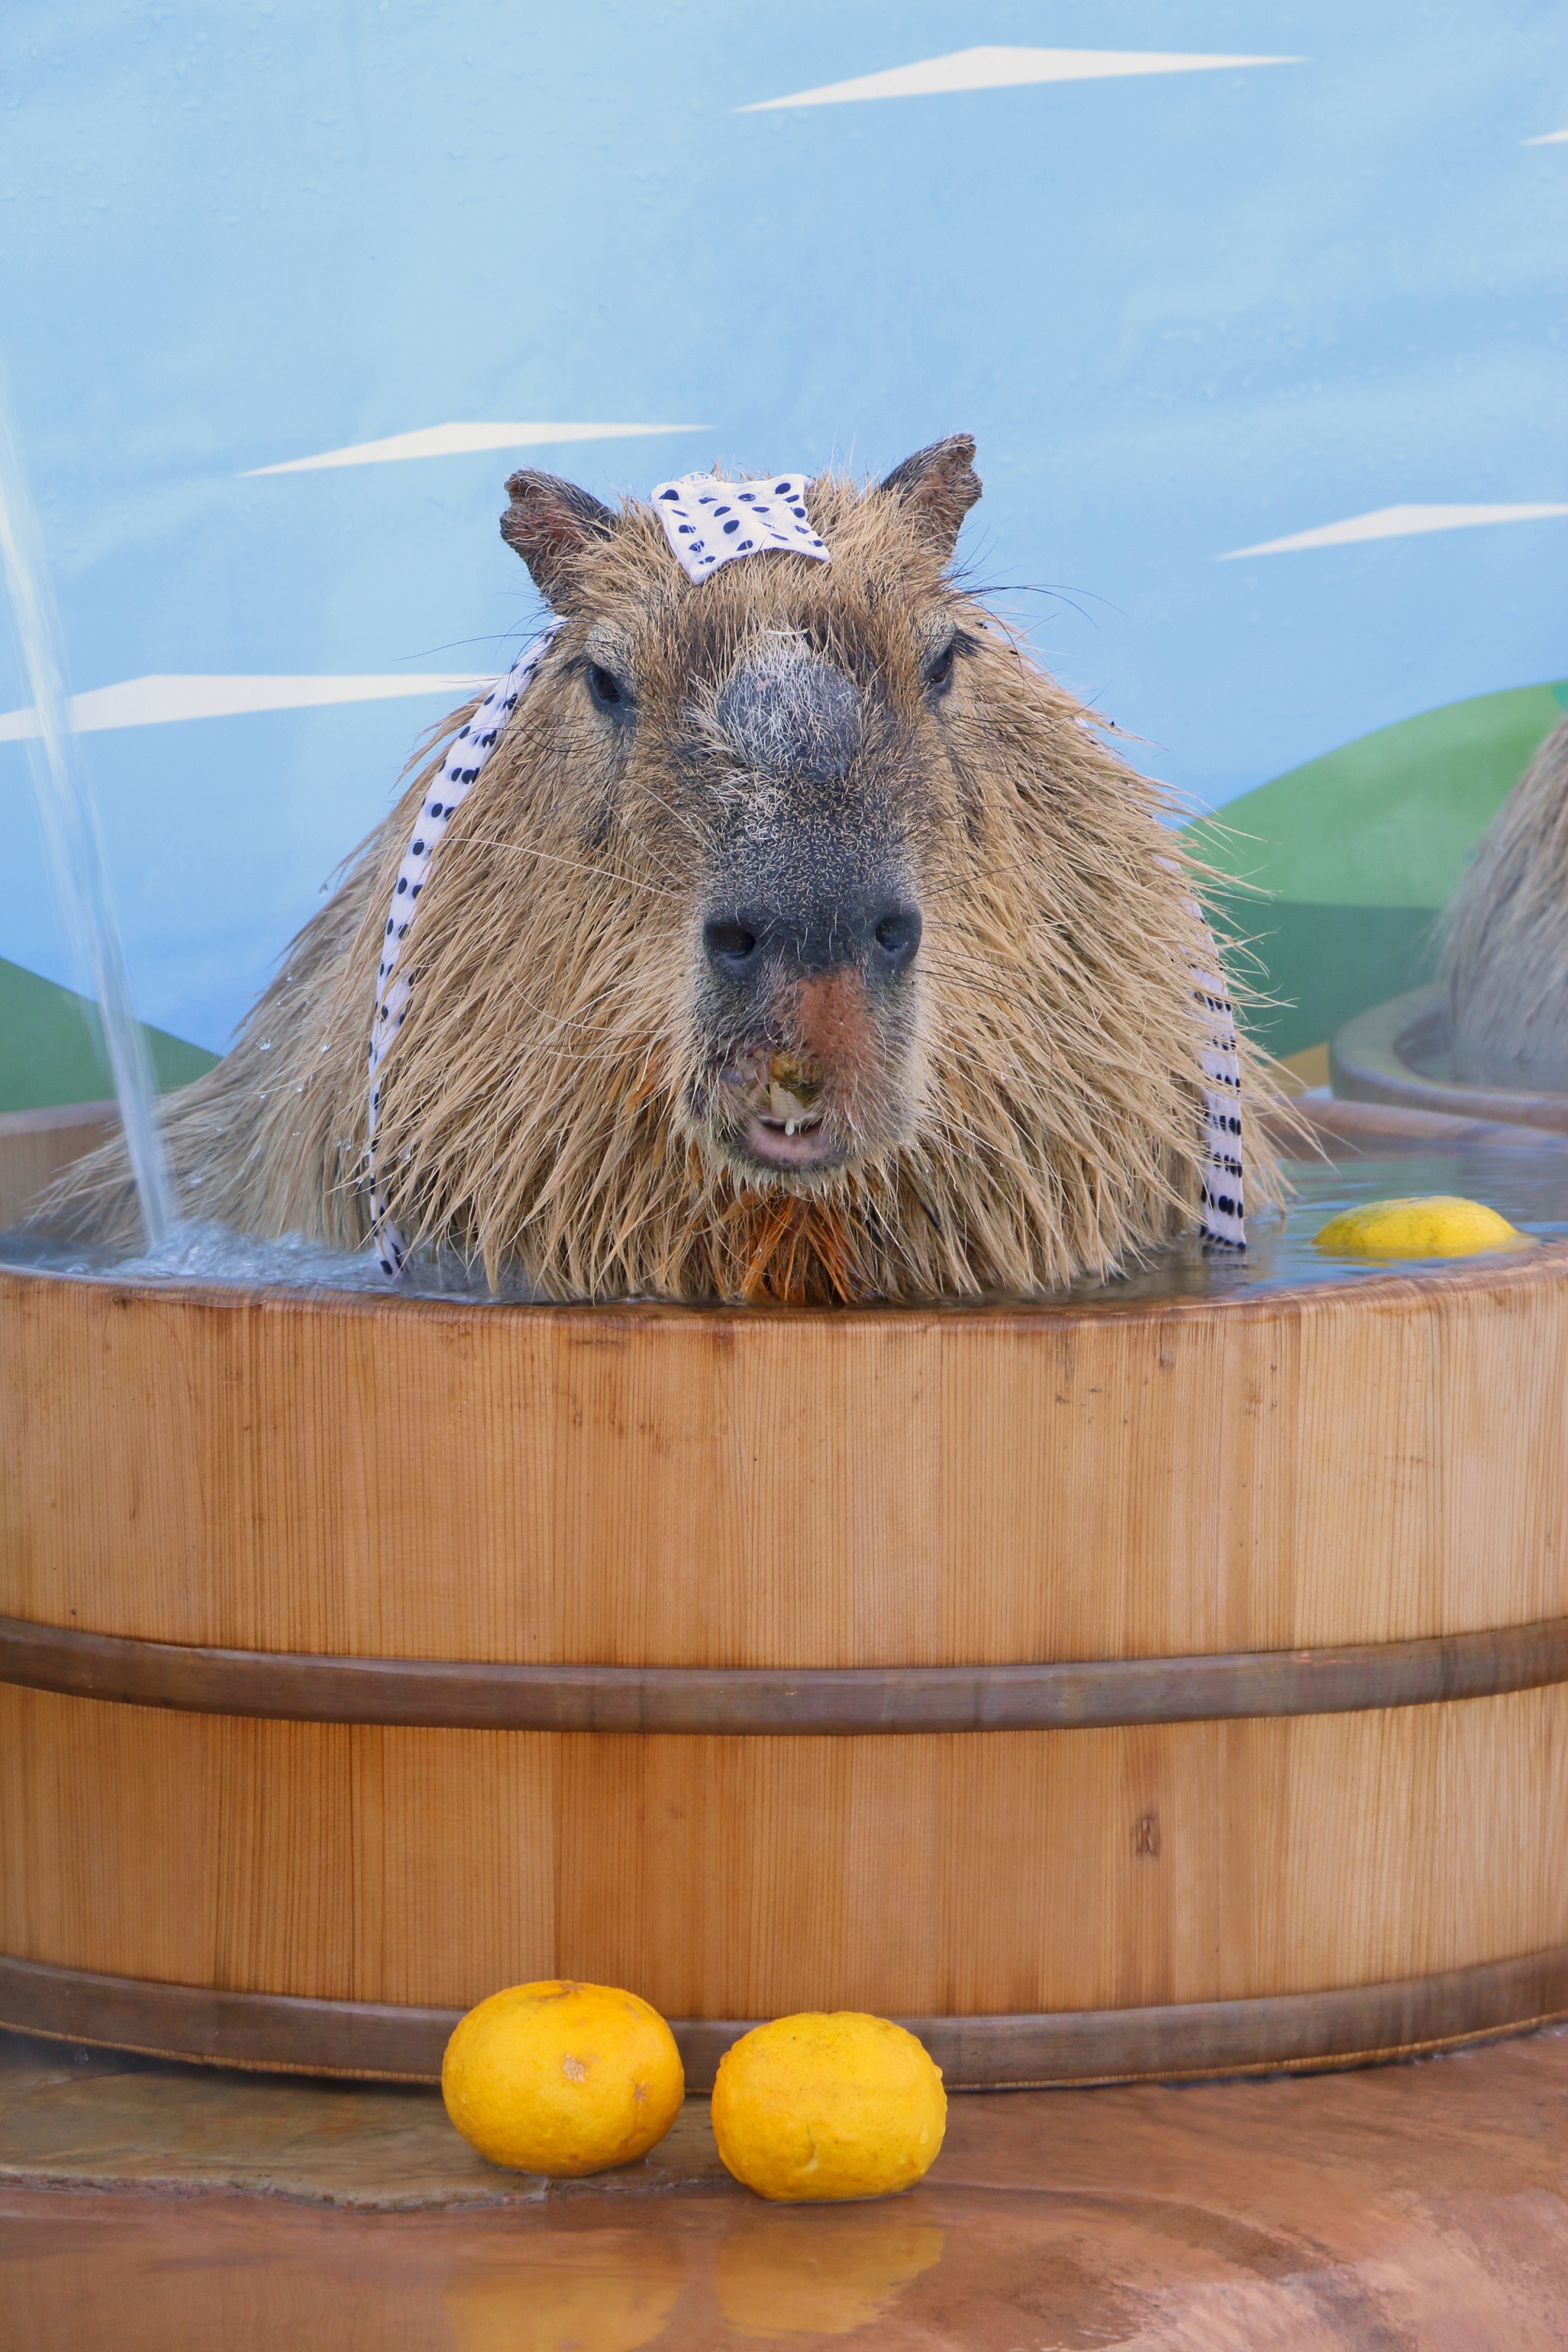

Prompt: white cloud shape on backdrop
xmin=741 ymin=47 xmax=1303 ymax=112
xmin=0 ymin=673 xmax=492 ymax=740
xmin=1524 ymin=129 xmax=1568 ymax=146
xmin=1222 ymin=504 xmax=1568 ymax=557
xmin=243 ymin=421 xmax=707 ymax=477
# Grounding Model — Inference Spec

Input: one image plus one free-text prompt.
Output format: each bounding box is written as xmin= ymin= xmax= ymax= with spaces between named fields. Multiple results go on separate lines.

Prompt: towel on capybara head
xmin=40 ymin=436 xmax=1282 ymax=1300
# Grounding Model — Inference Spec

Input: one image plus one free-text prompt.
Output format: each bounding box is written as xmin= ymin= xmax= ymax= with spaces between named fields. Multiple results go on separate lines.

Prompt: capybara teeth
xmin=769 ymin=1080 xmax=817 ymax=1123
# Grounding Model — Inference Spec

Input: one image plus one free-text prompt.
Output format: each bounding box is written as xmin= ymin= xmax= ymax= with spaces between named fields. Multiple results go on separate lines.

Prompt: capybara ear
xmin=500 ymin=471 xmax=616 ymax=605
xmin=877 ymin=434 xmax=982 ymax=560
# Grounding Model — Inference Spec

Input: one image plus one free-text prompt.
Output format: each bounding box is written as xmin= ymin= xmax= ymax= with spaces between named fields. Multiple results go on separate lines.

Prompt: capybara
xmin=44 ymin=436 xmax=1280 ymax=1300
xmin=1446 ymin=716 xmax=1568 ymax=1081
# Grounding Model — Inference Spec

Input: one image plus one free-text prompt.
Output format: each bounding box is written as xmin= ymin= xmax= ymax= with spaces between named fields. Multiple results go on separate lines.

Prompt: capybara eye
xmin=586 ymin=661 xmax=630 ymax=715
xmin=923 ymin=636 xmax=956 ymax=693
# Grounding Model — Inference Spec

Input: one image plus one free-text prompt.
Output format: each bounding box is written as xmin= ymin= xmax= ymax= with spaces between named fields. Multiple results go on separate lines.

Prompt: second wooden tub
xmin=1333 ymin=985 xmax=1568 ymax=1135
xmin=2 ymin=1098 xmax=1567 ymax=2088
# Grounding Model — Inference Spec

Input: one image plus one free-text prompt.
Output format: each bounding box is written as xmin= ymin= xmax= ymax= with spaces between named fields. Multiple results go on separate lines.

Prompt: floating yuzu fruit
xmin=441 ymin=1981 xmax=683 ymax=2176
xmin=1313 ymin=1195 xmax=1529 ymax=1261
xmin=711 ymin=2012 xmax=946 ymax=2203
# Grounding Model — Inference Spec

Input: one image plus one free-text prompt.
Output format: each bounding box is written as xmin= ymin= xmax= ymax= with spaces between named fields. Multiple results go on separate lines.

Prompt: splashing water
xmin=0 ymin=388 xmax=174 ymax=1246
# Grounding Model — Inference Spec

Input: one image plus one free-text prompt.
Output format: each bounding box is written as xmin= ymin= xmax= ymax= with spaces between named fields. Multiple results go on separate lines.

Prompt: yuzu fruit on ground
xmin=442 ymin=1980 xmax=682 ymax=2176
xmin=712 ymin=2012 xmax=946 ymax=2202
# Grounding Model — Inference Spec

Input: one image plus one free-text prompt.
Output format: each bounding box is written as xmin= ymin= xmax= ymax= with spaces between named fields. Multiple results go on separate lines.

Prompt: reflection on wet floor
xmin=442 ymin=2225 xmax=685 ymax=2352
xmin=1 ymin=2186 xmax=1101 ymax=2351
xmin=439 ymin=2207 xmax=944 ymax=2348
xmin=709 ymin=2209 xmax=943 ymax=2341
xmin=8 ymin=2025 xmax=1568 ymax=2347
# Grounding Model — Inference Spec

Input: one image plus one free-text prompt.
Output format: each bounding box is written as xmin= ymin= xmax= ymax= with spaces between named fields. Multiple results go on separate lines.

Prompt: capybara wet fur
xmin=44 ymin=436 xmax=1281 ymax=1301
xmin=1445 ymin=716 xmax=1568 ymax=1081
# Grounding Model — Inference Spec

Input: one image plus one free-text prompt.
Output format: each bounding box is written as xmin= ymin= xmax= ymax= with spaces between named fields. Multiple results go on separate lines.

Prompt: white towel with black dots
xmin=651 ymin=471 xmax=830 ymax=583
xmin=367 ymin=624 xmax=559 ymax=1275
xmin=1191 ymin=924 xmax=1246 ymax=1249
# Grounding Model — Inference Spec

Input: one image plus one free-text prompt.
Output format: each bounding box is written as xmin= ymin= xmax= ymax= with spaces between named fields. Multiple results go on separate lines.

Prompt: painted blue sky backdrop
xmin=1 ymin=1 xmax=1564 ymax=1048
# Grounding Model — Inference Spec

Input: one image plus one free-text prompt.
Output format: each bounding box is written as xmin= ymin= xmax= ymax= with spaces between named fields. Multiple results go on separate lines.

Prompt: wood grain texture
xmin=5 ymin=1100 xmax=1568 ymax=2075
xmin=2 ymin=1234 xmax=1566 ymax=1668
xmin=0 ymin=1102 xmax=117 ymax=1232
xmin=7 ymin=1947 xmax=1568 ymax=2090
xmin=6 ymin=1611 xmax=1568 ymax=1732
xmin=3 ymin=1684 xmax=1567 ymax=2025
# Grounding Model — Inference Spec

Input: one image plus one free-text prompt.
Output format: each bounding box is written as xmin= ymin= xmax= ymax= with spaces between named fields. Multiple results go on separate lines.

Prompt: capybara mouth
xmin=707 ymin=1050 xmax=854 ymax=1178
xmin=739 ymin=1109 xmax=840 ymax=1173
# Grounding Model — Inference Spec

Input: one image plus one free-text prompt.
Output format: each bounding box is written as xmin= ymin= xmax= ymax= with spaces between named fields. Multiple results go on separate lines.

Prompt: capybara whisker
xmin=458 ymin=834 xmax=682 ymax=899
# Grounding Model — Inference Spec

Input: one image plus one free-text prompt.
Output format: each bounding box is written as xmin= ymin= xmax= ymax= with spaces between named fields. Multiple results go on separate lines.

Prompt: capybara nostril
xmin=872 ymin=906 xmax=922 ymax=974
xmin=704 ymin=917 xmax=761 ymax=978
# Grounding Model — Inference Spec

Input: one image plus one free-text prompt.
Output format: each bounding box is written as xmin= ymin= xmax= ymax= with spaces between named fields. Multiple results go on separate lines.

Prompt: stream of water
xmin=0 ymin=385 xmax=174 ymax=1247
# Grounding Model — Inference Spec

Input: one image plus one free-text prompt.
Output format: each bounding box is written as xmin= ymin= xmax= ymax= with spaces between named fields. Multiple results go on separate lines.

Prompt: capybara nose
xmin=703 ymin=897 xmax=922 ymax=985
xmin=703 ymin=917 xmax=762 ymax=981
xmin=869 ymin=903 xmax=922 ymax=975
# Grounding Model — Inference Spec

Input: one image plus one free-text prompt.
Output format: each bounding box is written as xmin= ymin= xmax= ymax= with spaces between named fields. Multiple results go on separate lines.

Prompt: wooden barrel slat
xmin=5 ymin=1612 xmax=1568 ymax=1732
xmin=4 ymin=1238 xmax=1567 ymax=1669
xmin=0 ymin=1101 xmax=118 ymax=1233
xmin=7 ymin=1682 xmax=1567 ymax=2026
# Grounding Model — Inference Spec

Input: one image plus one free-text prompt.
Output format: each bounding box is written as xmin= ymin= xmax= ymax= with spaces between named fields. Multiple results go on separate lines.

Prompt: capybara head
xmin=495 ymin=443 xmax=983 ymax=1197
xmin=46 ymin=437 xmax=1278 ymax=1300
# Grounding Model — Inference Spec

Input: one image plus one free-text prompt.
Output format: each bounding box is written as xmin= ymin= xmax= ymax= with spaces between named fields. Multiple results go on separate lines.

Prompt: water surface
xmin=4 ymin=1130 xmax=1566 ymax=1310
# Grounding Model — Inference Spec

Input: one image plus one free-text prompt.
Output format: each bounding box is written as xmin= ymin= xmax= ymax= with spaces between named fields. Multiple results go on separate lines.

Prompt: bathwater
xmin=4 ymin=1130 xmax=1566 ymax=1309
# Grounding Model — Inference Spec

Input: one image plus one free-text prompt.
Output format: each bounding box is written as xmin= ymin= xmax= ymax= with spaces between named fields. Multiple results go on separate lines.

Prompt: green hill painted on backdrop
xmin=1185 ymin=680 xmax=1568 ymax=1059
xmin=0 ymin=956 xmax=216 ymax=1114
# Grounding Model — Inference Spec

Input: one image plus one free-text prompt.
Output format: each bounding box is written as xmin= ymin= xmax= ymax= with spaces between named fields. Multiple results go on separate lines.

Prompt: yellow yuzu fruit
xmin=441 ymin=1980 xmax=682 ymax=2176
xmin=1313 ymin=1194 xmax=1529 ymax=1261
xmin=711 ymin=2012 xmax=946 ymax=2203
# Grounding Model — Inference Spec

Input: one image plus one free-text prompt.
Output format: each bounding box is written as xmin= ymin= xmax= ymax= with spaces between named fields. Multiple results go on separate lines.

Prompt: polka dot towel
xmin=1189 ymin=915 xmax=1246 ymax=1250
xmin=651 ymin=471 xmax=830 ymax=583
xmin=367 ymin=623 xmax=559 ymax=1275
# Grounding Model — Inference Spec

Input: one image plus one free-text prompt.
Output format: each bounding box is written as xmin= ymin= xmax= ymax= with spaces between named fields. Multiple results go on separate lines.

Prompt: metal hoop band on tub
xmin=4 ymin=1949 xmax=1568 ymax=2092
xmin=4 ymin=1612 xmax=1567 ymax=1733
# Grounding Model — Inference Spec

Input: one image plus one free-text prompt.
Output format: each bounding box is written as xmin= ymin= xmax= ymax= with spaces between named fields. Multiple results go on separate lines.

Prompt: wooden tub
xmin=2 ymin=1098 xmax=1568 ymax=2090
xmin=1332 ymin=985 xmax=1568 ymax=1136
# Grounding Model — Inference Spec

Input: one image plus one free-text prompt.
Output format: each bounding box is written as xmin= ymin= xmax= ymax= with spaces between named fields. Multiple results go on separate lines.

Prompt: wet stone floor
xmin=3 ymin=2022 xmax=1568 ymax=2348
